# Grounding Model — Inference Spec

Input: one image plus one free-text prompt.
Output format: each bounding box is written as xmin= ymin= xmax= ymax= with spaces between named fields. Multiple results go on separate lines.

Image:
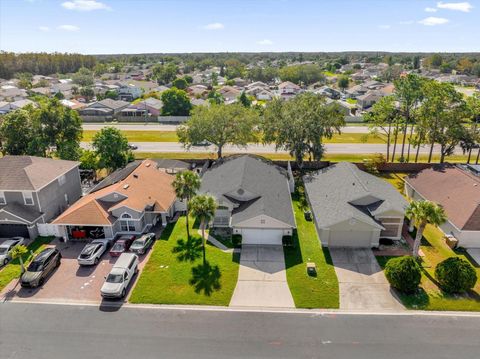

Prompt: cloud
xmin=399 ymin=20 xmax=414 ymax=25
xmin=61 ymin=0 xmax=110 ymax=11
xmin=257 ymin=39 xmax=273 ymax=45
xmin=418 ymin=16 xmax=450 ymax=25
xmin=437 ymin=2 xmax=473 ymax=12
xmin=203 ymin=22 xmax=224 ymax=30
xmin=38 ymin=26 xmax=50 ymax=32
xmin=58 ymin=24 xmax=80 ymax=31
xmin=425 ymin=7 xmax=438 ymax=12
xmin=378 ymin=25 xmax=391 ymax=29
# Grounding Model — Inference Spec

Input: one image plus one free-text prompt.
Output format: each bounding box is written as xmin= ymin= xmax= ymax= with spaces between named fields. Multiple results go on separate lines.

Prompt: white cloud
xmin=378 ymin=25 xmax=391 ymax=29
xmin=425 ymin=7 xmax=438 ymax=12
xmin=257 ymin=39 xmax=273 ymax=45
xmin=58 ymin=24 xmax=80 ymax=31
xmin=437 ymin=1 xmax=473 ymax=12
xmin=38 ymin=26 xmax=50 ymax=32
xmin=418 ymin=16 xmax=450 ymax=25
xmin=399 ymin=20 xmax=414 ymax=25
xmin=203 ymin=22 xmax=224 ymax=30
xmin=61 ymin=0 xmax=110 ymax=11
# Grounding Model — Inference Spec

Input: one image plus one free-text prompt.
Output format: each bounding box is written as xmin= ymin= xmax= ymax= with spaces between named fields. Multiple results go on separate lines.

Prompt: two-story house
xmin=0 ymin=156 xmax=82 ymax=239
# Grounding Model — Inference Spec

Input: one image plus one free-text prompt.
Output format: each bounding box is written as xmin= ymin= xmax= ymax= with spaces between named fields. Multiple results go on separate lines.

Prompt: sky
xmin=0 ymin=0 xmax=479 ymax=54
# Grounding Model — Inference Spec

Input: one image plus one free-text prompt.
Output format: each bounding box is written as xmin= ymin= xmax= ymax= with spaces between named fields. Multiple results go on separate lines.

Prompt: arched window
xmin=120 ymin=213 xmax=135 ymax=231
xmin=121 ymin=213 xmax=132 ymax=219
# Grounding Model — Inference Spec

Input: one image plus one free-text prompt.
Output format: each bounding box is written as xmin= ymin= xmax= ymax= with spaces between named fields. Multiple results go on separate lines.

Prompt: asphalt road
xmin=81 ymin=141 xmax=463 ymax=155
xmin=1 ymin=303 xmax=480 ymax=359
xmin=82 ymin=123 xmax=372 ymax=134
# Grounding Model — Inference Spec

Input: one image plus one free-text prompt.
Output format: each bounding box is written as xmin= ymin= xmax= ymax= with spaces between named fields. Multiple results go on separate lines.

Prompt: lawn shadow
xmin=283 ymin=228 xmax=304 ymax=270
xmin=399 ymin=287 xmax=430 ymax=309
xmin=172 ymin=237 xmax=202 ymax=263
xmin=189 ymin=261 xmax=221 ymax=296
xmin=158 ymin=222 xmax=175 ymax=241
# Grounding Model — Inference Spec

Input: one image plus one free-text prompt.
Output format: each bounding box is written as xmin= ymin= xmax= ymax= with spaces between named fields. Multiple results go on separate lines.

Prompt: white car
xmin=77 ymin=238 xmax=110 ymax=266
xmin=101 ymin=253 xmax=139 ymax=299
xmin=0 ymin=237 xmax=25 ymax=266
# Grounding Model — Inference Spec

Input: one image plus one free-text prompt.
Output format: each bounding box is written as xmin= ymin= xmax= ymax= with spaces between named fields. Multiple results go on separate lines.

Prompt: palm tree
xmin=189 ymin=194 xmax=217 ymax=266
xmin=11 ymin=245 xmax=28 ymax=274
xmin=172 ymin=170 xmax=201 ymax=240
xmin=406 ymin=200 xmax=447 ymax=258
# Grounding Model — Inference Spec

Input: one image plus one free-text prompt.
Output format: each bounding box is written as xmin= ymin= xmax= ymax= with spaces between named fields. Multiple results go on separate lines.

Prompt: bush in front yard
xmin=384 ymin=256 xmax=422 ymax=293
xmin=434 ymin=257 xmax=477 ymax=294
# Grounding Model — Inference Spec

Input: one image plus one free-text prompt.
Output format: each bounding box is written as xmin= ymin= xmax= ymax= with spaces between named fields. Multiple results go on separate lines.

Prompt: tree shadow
xmin=189 ymin=261 xmax=221 ymax=296
xmin=172 ymin=237 xmax=202 ymax=262
xmin=158 ymin=222 xmax=175 ymax=241
xmin=283 ymin=228 xmax=304 ymax=269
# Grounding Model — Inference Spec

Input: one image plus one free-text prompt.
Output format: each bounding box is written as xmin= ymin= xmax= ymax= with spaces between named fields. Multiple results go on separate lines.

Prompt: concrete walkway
xmin=230 ymin=245 xmax=294 ymax=308
xmin=197 ymin=230 xmax=232 ymax=253
xmin=330 ymin=248 xmax=405 ymax=311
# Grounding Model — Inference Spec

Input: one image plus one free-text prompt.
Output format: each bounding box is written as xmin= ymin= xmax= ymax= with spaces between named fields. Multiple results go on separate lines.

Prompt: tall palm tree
xmin=172 ymin=170 xmax=201 ymax=240
xmin=190 ymin=194 xmax=217 ymax=265
xmin=406 ymin=200 xmax=447 ymax=258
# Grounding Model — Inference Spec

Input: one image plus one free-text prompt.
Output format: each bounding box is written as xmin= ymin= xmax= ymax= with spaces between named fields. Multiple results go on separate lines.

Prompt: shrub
xmin=384 ymin=256 xmax=422 ymax=293
xmin=434 ymin=257 xmax=477 ymax=294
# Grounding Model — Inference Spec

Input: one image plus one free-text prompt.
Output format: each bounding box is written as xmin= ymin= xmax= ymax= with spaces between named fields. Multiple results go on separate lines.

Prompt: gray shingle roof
xmin=304 ymin=162 xmax=408 ymax=228
xmin=0 ymin=156 xmax=79 ymax=191
xmin=200 ymin=155 xmax=295 ymax=227
xmin=0 ymin=203 xmax=43 ymax=223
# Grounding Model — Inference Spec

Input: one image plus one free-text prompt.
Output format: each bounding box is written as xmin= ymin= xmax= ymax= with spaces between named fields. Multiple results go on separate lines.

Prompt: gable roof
xmin=0 ymin=156 xmax=79 ymax=191
xmin=53 ymin=159 xmax=176 ymax=226
xmin=405 ymin=165 xmax=480 ymax=230
xmin=304 ymin=162 xmax=408 ymax=228
xmin=200 ymin=155 xmax=295 ymax=227
xmin=95 ymin=99 xmax=130 ymax=110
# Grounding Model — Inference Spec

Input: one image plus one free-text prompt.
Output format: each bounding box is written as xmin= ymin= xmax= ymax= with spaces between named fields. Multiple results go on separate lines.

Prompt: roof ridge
xmin=345 ymin=162 xmax=369 ymax=193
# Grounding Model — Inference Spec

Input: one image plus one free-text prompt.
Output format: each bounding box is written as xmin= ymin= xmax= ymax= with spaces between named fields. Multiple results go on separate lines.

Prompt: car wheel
xmin=3 ymin=258 xmax=8 ymax=266
xmin=56 ymin=258 xmax=61 ymax=267
xmin=94 ymin=257 xmax=99 ymax=265
xmin=121 ymin=289 xmax=126 ymax=298
xmin=39 ymin=278 xmax=44 ymax=287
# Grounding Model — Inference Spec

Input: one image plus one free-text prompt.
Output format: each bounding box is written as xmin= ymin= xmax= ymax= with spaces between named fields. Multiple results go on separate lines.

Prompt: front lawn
xmin=0 ymin=237 xmax=53 ymax=292
xmin=377 ymin=175 xmax=480 ymax=311
xmin=284 ymin=194 xmax=339 ymax=308
xmin=129 ymin=216 xmax=240 ymax=306
xmin=82 ymin=130 xmax=178 ymax=142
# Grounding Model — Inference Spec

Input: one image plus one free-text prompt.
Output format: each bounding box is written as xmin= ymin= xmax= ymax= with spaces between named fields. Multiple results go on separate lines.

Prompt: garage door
xmin=242 ymin=228 xmax=284 ymax=245
xmin=0 ymin=224 xmax=29 ymax=238
xmin=329 ymin=230 xmax=372 ymax=248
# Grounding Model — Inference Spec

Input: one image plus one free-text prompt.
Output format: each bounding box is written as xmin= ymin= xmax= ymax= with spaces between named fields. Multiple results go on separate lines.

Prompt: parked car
xmin=20 ymin=248 xmax=61 ymax=288
xmin=77 ymin=238 xmax=110 ymax=266
xmin=109 ymin=235 xmax=135 ymax=257
xmin=130 ymin=233 xmax=155 ymax=255
xmin=128 ymin=144 xmax=138 ymax=150
xmin=101 ymin=253 xmax=139 ymax=299
xmin=192 ymin=139 xmax=211 ymax=147
xmin=0 ymin=237 xmax=25 ymax=266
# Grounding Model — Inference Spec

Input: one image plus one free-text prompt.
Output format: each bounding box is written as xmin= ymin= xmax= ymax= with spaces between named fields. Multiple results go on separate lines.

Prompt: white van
xmin=101 ymin=253 xmax=139 ymax=299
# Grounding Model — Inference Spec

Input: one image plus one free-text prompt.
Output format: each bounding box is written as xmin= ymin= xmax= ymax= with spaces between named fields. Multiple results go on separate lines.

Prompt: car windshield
xmin=111 ymin=243 xmax=124 ymax=252
xmin=27 ymin=261 xmax=43 ymax=272
xmin=106 ymin=274 xmax=123 ymax=283
xmin=80 ymin=244 xmax=98 ymax=258
xmin=131 ymin=240 xmax=144 ymax=248
xmin=0 ymin=247 xmax=8 ymax=254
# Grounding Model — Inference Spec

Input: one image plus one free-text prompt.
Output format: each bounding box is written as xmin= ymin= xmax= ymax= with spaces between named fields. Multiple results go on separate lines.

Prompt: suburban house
xmin=117 ymin=84 xmax=143 ymax=101
xmin=0 ymin=156 xmax=82 ymax=239
xmin=304 ymin=162 xmax=408 ymax=248
xmin=51 ymin=159 xmax=181 ymax=241
xmin=129 ymin=98 xmax=163 ymax=116
xmin=404 ymin=164 xmax=480 ymax=248
xmin=278 ymin=81 xmax=302 ymax=100
xmin=357 ymin=90 xmax=385 ymax=110
xmin=78 ymin=99 xmax=130 ymax=122
xmin=199 ymin=155 xmax=296 ymax=245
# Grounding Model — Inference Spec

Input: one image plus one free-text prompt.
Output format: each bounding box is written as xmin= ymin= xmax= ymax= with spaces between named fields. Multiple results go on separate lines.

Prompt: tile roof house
xmin=199 ymin=155 xmax=296 ymax=245
xmin=0 ymin=156 xmax=82 ymax=239
xmin=52 ymin=159 xmax=180 ymax=241
xmin=404 ymin=165 xmax=480 ymax=248
xmin=304 ymin=162 xmax=408 ymax=248
xmin=78 ymin=99 xmax=130 ymax=122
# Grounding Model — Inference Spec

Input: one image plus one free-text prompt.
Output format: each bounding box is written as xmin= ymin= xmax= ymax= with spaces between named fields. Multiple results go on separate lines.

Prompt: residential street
xmin=1 ymin=303 xmax=480 ymax=359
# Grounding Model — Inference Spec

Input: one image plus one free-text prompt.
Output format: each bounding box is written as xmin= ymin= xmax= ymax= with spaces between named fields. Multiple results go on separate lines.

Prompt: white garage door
xmin=242 ymin=228 xmax=284 ymax=245
xmin=329 ymin=231 xmax=372 ymax=248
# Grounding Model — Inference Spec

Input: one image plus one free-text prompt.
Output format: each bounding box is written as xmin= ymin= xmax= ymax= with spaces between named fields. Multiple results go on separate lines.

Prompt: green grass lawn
xmin=377 ymin=176 xmax=480 ymax=311
xmin=283 ymin=194 xmax=339 ymax=308
xmin=82 ymin=130 xmax=179 ymax=142
xmin=129 ymin=216 xmax=240 ymax=306
xmin=0 ymin=237 xmax=53 ymax=292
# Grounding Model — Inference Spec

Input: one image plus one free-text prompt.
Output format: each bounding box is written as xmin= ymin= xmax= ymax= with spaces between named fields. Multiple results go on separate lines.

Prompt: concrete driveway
xmin=329 ymin=248 xmax=404 ymax=311
xmin=229 ymin=245 xmax=294 ymax=308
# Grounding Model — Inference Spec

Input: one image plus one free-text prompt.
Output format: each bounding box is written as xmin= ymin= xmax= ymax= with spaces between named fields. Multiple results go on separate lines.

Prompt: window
xmin=0 ymin=191 xmax=6 ymax=205
xmin=120 ymin=213 xmax=135 ymax=232
xmin=58 ymin=175 xmax=66 ymax=186
xmin=23 ymin=192 xmax=34 ymax=206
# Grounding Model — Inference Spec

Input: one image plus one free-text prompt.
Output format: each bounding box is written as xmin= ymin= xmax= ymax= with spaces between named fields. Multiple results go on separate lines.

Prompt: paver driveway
xmin=229 ymin=245 xmax=294 ymax=308
xmin=329 ymin=248 xmax=404 ymax=311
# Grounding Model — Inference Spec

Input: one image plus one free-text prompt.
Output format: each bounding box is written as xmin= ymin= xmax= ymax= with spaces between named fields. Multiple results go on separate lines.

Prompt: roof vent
xmin=123 ymin=184 xmax=129 ymax=189
xmin=133 ymin=174 xmax=138 ymax=179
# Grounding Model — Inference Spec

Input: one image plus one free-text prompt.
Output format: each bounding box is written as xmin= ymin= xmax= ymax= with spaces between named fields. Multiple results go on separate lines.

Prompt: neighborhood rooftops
xmin=0 ymin=156 xmax=79 ymax=191
xmin=304 ymin=162 xmax=408 ymax=228
xmin=200 ymin=155 xmax=295 ymax=227
xmin=405 ymin=165 xmax=480 ymax=231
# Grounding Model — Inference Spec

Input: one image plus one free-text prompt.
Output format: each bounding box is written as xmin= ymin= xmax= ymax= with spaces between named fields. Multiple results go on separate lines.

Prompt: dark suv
xmin=20 ymin=248 xmax=61 ymax=288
